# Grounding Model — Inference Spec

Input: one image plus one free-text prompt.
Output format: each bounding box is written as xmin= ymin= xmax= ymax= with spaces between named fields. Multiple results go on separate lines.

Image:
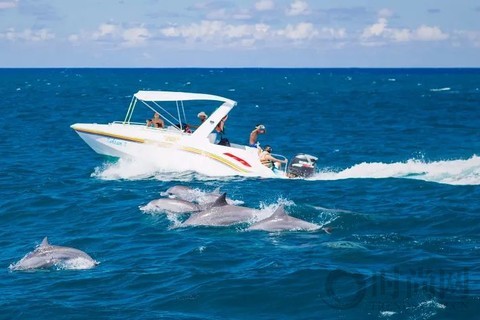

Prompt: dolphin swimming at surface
xmin=247 ymin=205 xmax=322 ymax=232
xmin=163 ymin=185 xmax=235 ymax=206
xmin=163 ymin=185 xmax=200 ymax=202
xmin=144 ymin=198 xmax=201 ymax=214
xmin=181 ymin=193 xmax=258 ymax=227
xmin=9 ymin=237 xmax=97 ymax=271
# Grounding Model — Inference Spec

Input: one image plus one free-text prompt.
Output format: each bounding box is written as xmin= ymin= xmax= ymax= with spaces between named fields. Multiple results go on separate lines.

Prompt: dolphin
xmin=163 ymin=185 xmax=235 ymax=206
xmin=181 ymin=193 xmax=258 ymax=227
xmin=144 ymin=198 xmax=201 ymax=214
xmin=9 ymin=237 xmax=97 ymax=271
xmin=247 ymin=205 xmax=322 ymax=232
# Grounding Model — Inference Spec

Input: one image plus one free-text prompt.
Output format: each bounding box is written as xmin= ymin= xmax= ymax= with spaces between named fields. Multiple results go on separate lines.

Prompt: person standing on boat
xmin=249 ymin=124 xmax=266 ymax=147
xmin=215 ymin=115 xmax=229 ymax=146
xmin=259 ymin=145 xmax=287 ymax=170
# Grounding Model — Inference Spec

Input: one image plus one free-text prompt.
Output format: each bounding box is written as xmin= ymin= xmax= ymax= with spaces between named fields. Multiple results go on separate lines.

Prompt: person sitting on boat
xmin=249 ymin=124 xmax=266 ymax=147
xmin=198 ymin=111 xmax=208 ymax=124
xmin=259 ymin=145 xmax=287 ymax=170
xmin=191 ymin=111 xmax=208 ymax=129
xmin=146 ymin=112 xmax=164 ymax=128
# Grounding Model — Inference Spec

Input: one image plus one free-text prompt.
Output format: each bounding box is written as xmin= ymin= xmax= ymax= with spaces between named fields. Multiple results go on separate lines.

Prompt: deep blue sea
xmin=1 ymin=68 xmax=479 ymax=319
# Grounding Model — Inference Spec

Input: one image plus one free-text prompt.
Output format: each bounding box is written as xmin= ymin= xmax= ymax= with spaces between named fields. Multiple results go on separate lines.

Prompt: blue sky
xmin=0 ymin=0 xmax=479 ymax=67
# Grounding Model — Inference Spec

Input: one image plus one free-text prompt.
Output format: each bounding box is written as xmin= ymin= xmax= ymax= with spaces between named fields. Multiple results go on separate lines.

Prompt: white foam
xmin=430 ymin=87 xmax=451 ymax=92
xmin=56 ymin=257 xmax=98 ymax=270
xmin=92 ymin=151 xmax=480 ymax=186
xmin=165 ymin=212 xmax=186 ymax=229
xmin=91 ymin=153 xmax=252 ymax=181
xmin=92 ymin=158 xmax=158 ymax=181
xmin=379 ymin=311 xmax=397 ymax=317
xmin=310 ymin=155 xmax=480 ymax=185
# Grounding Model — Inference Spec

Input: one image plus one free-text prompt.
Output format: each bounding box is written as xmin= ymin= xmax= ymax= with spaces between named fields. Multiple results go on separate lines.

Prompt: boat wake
xmin=91 ymin=154 xmax=480 ymax=186
xmin=310 ymin=155 xmax=480 ymax=186
xmin=91 ymin=157 xmax=268 ymax=181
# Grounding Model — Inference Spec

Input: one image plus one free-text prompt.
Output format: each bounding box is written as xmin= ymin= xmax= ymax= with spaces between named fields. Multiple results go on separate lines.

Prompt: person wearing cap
xmin=191 ymin=111 xmax=208 ymax=129
xmin=259 ymin=145 xmax=287 ymax=170
xmin=249 ymin=124 xmax=266 ymax=147
xmin=197 ymin=111 xmax=208 ymax=124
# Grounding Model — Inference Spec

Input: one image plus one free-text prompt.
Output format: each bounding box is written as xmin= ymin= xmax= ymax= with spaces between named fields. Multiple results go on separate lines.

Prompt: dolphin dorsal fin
xmin=40 ymin=237 xmax=49 ymax=247
xmin=211 ymin=193 xmax=228 ymax=207
xmin=272 ymin=205 xmax=287 ymax=218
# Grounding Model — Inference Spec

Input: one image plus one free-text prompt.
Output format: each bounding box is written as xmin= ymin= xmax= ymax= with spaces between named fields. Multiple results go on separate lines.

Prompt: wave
xmin=310 ymin=155 xmax=480 ymax=185
xmin=91 ymin=158 xmax=248 ymax=182
xmin=430 ymin=87 xmax=451 ymax=92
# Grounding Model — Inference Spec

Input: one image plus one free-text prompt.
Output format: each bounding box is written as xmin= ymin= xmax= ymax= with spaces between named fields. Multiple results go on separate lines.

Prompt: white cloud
xmin=361 ymin=17 xmax=387 ymax=38
xmin=319 ymin=27 xmax=347 ymax=40
xmin=278 ymin=22 xmax=317 ymax=40
xmin=390 ymin=28 xmax=411 ymax=42
xmin=92 ymin=23 xmax=117 ymax=41
xmin=67 ymin=23 xmax=151 ymax=47
xmin=285 ymin=0 xmax=310 ymax=16
xmin=255 ymin=0 xmax=274 ymax=11
xmin=361 ymin=18 xmax=449 ymax=44
xmin=0 ymin=0 xmax=17 ymax=10
xmin=454 ymin=30 xmax=480 ymax=47
xmin=414 ymin=25 xmax=449 ymax=41
xmin=160 ymin=20 xmax=271 ymax=47
xmin=122 ymin=26 xmax=150 ymax=47
xmin=0 ymin=28 xmax=54 ymax=42
xmin=160 ymin=20 xmax=348 ymax=48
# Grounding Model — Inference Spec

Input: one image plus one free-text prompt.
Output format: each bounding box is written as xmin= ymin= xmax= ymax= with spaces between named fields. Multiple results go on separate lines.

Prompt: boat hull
xmin=71 ymin=123 xmax=280 ymax=178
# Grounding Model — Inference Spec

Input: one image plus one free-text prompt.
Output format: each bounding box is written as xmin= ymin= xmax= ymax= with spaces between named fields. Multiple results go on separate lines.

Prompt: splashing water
xmin=311 ymin=155 xmax=480 ymax=185
xmin=91 ymin=152 xmax=480 ymax=186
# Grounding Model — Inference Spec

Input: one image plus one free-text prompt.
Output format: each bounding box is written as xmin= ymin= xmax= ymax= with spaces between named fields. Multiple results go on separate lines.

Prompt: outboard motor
xmin=287 ymin=154 xmax=318 ymax=178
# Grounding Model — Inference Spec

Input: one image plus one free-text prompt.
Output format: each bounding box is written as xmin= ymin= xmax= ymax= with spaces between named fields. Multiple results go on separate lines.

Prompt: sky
xmin=0 ymin=0 xmax=479 ymax=67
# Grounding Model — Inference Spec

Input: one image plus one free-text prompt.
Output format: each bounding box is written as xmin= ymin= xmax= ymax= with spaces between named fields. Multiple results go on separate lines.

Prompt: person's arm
xmin=217 ymin=117 xmax=226 ymax=132
xmin=267 ymin=154 xmax=287 ymax=164
xmin=249 ymin=129 xmax=257 ymax=145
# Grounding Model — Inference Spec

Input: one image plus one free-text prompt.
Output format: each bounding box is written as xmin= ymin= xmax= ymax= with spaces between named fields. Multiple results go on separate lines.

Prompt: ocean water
xmin=1 ymin=68 xmax=479 ymax=319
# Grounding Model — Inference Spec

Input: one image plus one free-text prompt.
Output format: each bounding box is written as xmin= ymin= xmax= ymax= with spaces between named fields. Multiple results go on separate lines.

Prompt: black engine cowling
xmin=287 ymin=154 xmax=318 ymax=178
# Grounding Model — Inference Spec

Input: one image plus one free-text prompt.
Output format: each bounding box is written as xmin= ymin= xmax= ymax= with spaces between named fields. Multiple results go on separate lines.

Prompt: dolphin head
xmin=247 ymin=206 xmax=321 ymax=232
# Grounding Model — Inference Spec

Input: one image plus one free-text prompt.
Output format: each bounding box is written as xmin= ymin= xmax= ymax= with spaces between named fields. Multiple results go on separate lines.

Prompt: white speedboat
xmin=71 ymin=90 xmax=302 ymax=178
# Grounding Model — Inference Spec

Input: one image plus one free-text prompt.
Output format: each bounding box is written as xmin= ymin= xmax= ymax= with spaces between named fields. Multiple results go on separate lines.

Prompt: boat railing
xmin=272 ymin=153 xmax=288 ymax=174
xmin=112 ymin=121 xmax=189 ymax=133
xmin=112 ymin=120 xmax=145 ymax=126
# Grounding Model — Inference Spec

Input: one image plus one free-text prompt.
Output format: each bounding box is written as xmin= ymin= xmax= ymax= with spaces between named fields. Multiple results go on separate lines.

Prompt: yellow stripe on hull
xmin=74 ymin=128 xmax=145 ymax=144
